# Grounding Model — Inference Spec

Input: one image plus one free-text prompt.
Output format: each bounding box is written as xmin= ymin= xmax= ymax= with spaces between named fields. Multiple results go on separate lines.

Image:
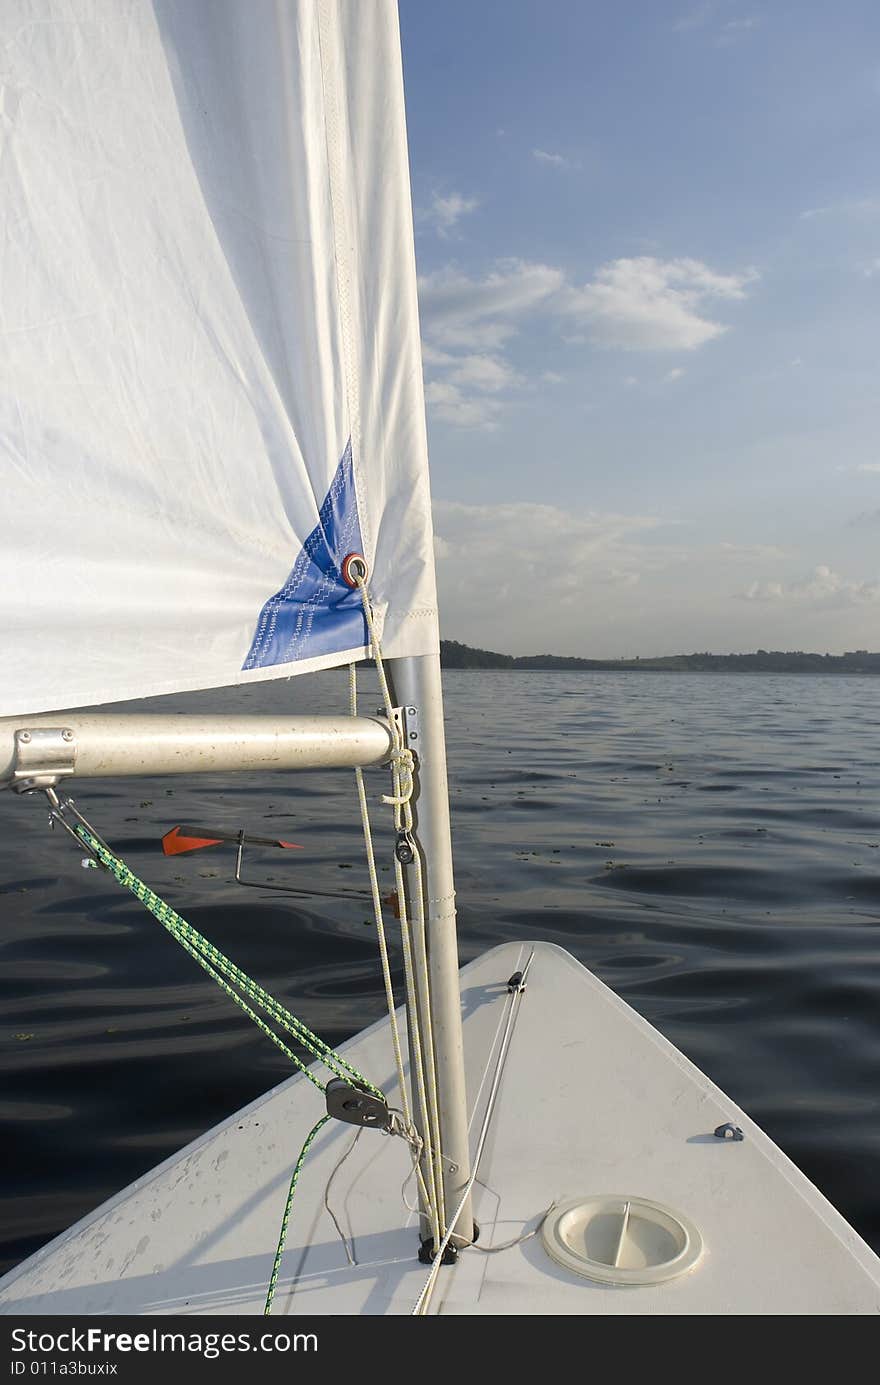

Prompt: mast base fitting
xmin=325 ymin=1078 xmax=390 ymax=1131
xmin=418 ymin=1237 xmax=459 ymax=1266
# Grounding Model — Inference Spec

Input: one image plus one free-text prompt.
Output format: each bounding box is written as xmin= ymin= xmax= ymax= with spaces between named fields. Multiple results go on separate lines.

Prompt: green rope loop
xmin=70 ymin=822 xmax=387 ymax=1315
xmin=263 ymin=1113 xmax=330 ymax=1315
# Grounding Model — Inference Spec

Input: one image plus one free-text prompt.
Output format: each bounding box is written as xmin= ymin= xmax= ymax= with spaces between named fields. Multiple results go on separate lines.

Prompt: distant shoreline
xmin=438 ymin=640 xmax=880 ymax=674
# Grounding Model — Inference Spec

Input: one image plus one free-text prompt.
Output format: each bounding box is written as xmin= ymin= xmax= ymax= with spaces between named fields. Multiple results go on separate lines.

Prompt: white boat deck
xmin=2 ymin=941 xmax=879 ymax=1315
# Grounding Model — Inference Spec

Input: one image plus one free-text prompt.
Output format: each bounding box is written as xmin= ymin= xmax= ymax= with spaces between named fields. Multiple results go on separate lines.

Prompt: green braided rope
xmin=72 ymin=823 xmax=388 ymax=1312
xmin=264 ymin=1113 xmax=330 ymax=1315
xmin=75 ymin=825 xmax=383 ymax=1099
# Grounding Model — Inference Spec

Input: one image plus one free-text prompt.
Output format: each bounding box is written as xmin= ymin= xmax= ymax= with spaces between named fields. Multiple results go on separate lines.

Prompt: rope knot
xmin=382 ymin=744 xmax=415 ymax=807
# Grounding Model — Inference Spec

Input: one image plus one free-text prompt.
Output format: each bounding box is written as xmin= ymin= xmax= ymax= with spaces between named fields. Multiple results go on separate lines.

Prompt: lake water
xmin=2 ymin=670 xmax=879 ymax=1274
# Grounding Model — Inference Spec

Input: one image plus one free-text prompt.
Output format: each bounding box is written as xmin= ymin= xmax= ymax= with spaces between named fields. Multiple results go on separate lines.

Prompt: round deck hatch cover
xmin=541 ymin=1195 xmax=703 ymax=1285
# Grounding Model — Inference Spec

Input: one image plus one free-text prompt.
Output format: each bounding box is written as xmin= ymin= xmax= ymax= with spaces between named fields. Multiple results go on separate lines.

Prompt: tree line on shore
xmin=438 ymin=640 xmax=880 ymax=673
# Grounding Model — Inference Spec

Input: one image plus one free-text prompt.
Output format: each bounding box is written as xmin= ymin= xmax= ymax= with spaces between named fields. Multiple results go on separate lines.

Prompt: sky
xmin=397 ymin=0 xmax=880 ymax=657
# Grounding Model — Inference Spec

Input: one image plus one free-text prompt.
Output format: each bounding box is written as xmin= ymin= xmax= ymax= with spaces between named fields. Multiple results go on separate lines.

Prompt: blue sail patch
xmin=242 ymin=440 xmax=368 ymax=670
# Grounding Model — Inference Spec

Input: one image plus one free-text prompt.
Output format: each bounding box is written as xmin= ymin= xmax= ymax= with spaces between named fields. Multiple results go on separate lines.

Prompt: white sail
xmin=0 ymin=0 xmax=437 ymax=716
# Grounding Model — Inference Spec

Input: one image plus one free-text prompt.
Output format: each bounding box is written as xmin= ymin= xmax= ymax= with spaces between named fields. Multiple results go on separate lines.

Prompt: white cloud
xmin=418 ymin=260 xmax=564 ymax=351
xmin=420 ymin=342 xmax=455 ymax=369
xmin=533 ymin=148 xmax=569 ymax=168
xmin=856 ymin=463 xmax=880 ymax=474
xmin=673 ymin=5 xmax=759 ymax=45
xmin=427 ymin=500 xmax=767 ymax=656
xmin=447 ymin=354 xmax=522 ymax=393
xmin=800 ymin=198 xmax=880 ymax=222
xmin=418 ymin=253 xmax=752 ymax=430
xmin=741 ymin=565 xmax=880 ymax=607
xmin=424 ymin=380 xmax=503 ymax=431
xmin=430 ymin=509 xmax=880 ymax=655
xmin=718 ymin=542 xmax=789 ymax=561
xmin=422 ymin=355 xmax=522 ymax=430
xmin=419 ymin=191 xmax=478 ymax=238
xmin=419 ymin=261 xmax=565 ymax=428
xmin=561 ymin=256 xmax=755 ymax=352
xmin=716 ymin=16 xmax=760 ymax=46
xmin=433 ymin=499 xmax=669 ymax=608
xmin=672 ymin=3 xmax=717 ymax=33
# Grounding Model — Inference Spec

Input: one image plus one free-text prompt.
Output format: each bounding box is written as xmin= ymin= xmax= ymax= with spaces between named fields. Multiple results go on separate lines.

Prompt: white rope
xmin=463 ymin=1203 xmax=556 ymax=1254
xmin=349 ymin=577 xmax=447 ymax=1245
xmin=323 ymin=1128 xmax=362 ymax=1266
xmin=349 ymin=665 xmax=411 ymax=1127
xmin=349 ymin=663 xmax=439 ymax=1243
xmin=411 ymin=951 xmax=536 ymax=1316
xmin=399 ymin=1124 xmax=462 ymax=1215
xmin=354 ymin=577 xmax=447 ymax=1239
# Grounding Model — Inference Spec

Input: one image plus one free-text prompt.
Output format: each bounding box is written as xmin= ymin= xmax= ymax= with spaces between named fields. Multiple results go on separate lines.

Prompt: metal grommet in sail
xmin=341 ymin=552 xmax=368 ymax=587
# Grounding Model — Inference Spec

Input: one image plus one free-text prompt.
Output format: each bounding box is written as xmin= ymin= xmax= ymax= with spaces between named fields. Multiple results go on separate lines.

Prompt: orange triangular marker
xmin=162 ymin=826 xmax=223 ymax=856
xmin=161 ymin=826 xmax=303 ymax=855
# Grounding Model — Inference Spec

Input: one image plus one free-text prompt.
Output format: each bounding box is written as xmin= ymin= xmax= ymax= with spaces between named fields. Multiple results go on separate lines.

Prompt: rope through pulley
xmin=347 ymin=565 xmax=448 ymax=1252
xmin=33 ymin=557 xmax=450 ymax=1310
xmin=43 ymin=788 xmax=387 ymax=1314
